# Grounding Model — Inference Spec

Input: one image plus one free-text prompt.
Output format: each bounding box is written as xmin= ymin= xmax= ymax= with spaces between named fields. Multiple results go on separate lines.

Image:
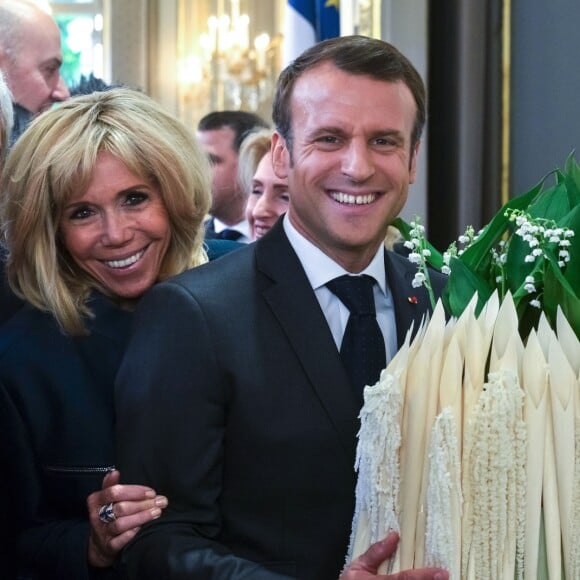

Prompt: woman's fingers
xmin=100 ymin=495 xmax=167 ymax=535
xmin=86 ymin=470 xmax=169 ymax=567
xmin=101 ymin=468 xmax=120 ymax=488
xmin=106 ymin=526 xmax=143 ymax=554
xmin=99 ymin=469 xmax=157 ymax=501
xmin=87 ymin=475 xmax=158 ymax=518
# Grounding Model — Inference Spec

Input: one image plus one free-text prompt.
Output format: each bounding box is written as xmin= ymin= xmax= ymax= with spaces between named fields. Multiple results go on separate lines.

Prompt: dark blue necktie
xmin=326 ymin=275 xmax=386 ymax=396
xmin=218 ymin=229 xmax=242 ymax=241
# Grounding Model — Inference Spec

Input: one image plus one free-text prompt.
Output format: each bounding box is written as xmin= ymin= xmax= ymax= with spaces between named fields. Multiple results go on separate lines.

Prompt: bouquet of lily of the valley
xmin=393 ymin=152 xmax=580 ymax=338
xmin=345 ymin=155 xmax=580 ymax=579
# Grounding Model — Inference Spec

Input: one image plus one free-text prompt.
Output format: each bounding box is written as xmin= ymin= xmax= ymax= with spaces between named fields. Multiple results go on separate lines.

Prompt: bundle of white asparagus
xmin=346 ymin=293 xmax=580 ymax=580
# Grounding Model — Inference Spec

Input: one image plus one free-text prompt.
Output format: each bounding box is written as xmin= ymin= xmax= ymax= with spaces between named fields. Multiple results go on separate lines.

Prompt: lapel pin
xmin=408 ymin=296 xmax=418 ymax=304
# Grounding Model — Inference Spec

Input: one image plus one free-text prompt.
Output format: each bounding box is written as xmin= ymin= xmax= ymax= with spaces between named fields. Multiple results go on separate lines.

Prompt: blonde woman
xmin=0 ymin=88 xmax=230 ymax=578
xmin=238 ymin=128 xmax=290 ymax=240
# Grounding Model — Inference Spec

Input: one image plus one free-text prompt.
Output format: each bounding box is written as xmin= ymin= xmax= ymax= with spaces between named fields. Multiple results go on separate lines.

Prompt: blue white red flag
xmin=283 ymin=0 xmax=340 ymax=66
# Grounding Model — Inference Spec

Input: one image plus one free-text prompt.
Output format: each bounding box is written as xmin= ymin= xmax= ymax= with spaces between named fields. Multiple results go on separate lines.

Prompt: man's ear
xmin=0 ymin=47 xmax=10 ymax=70
xmin=409 ymin=140 xmax=421 ymax=184
xmin=271 ymin=132 xmax=290 ymax=179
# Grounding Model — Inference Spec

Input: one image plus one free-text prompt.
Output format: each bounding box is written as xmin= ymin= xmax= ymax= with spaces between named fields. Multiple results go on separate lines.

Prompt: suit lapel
xmin=255 ymin=223 xmax=360 ymax=461
xmin=385 ymin=250 xmax=433 ymax=347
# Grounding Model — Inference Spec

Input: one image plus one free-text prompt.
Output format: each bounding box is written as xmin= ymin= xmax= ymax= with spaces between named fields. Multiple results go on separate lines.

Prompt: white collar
xmin=212 ymin=217 xmax=252 ymax=240
xmin=282 ymin=214 xmax=388 ymax=297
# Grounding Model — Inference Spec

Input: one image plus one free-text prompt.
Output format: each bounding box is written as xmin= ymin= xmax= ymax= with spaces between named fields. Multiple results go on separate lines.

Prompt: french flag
xmin=283 ymin=0 xmax=340 ymax=66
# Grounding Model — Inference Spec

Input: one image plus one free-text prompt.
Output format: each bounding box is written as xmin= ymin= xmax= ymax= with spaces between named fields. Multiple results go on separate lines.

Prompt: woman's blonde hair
xmin=237 ymin=128 xmax=273 ymax=196
xmin=0 ymin=88 xmax=211 ymax=335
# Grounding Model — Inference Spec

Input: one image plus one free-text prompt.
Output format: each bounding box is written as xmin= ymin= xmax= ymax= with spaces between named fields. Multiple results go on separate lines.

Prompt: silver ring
xmin=98 ymin=502 xmax=116 ymax=524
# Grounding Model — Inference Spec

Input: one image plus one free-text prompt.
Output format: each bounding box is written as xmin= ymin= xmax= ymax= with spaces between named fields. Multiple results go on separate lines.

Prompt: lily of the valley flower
xmin=404 ymin=219 xmax=439 ymax=308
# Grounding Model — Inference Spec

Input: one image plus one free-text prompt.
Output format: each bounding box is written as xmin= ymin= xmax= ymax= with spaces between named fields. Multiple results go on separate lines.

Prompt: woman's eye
xmin=70 ymin=206 xmax=93 ymax=220
xmin=125 ymin=191 xmax=148 ymax=206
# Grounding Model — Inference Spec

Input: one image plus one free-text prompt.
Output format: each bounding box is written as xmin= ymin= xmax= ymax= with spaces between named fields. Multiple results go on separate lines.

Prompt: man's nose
xmin=52 ymin=76 xmax=70 ymax=102
xmin=342 ymin=140 xmax=375 ymax=182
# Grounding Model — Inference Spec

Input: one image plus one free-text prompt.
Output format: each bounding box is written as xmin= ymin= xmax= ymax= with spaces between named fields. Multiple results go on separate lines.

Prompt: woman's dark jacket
xmin=0 ymin=293 xmax=131 ymax=579
xmin=0 ymin=239 xmax=242 ymax=579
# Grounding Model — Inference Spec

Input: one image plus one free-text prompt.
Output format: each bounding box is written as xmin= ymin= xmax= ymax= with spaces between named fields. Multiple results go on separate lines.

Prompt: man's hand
xmin=340 ymin=532 xmax=449 ymax=580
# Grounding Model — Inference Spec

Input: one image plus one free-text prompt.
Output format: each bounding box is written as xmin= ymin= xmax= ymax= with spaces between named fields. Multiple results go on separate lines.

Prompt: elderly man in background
xmin=0 ymin=0 xmax=69 ymax=146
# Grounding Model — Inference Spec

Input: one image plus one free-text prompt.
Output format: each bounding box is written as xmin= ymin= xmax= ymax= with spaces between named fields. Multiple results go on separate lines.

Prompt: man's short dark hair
xmin=198 ymin=110 xmax=270 ymax=152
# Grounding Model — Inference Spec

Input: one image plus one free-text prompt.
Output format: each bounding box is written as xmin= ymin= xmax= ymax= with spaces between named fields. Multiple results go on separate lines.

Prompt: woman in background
xmin=0 ymin=88 xmax=214 ymax=579
xmin=238 ymin=128 xmax=290 ymax=240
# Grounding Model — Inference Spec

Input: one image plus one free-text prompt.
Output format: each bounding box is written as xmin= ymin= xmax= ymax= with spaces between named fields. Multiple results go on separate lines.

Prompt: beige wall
xmin=109 ymin=0 xmax=282 ymax=128
xmin=109 ymin=0 xmax=149 ymax=91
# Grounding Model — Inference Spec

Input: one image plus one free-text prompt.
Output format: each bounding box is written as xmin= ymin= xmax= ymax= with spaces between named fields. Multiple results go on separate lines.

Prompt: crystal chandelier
xmin=179 ymin=0 xmax=280 ymax=116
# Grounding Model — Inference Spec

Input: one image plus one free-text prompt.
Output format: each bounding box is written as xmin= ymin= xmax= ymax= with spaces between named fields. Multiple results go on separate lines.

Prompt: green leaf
xmin=557 ymin=204 xmax=580 ymax=291
xmin=442 ymin=256 xmax=494 ymax=317
xmin=391 ymin=216 xmax=412 ymax=239
xmin=542 ymin=253 xmax=580 ymax=338
xmin=564 ymin=151 xmax=580 ymax=206
xmin=503 ymin=234 xmax=535 ymax=295
xmin=527 ymin=181 xmax=570 ymax=222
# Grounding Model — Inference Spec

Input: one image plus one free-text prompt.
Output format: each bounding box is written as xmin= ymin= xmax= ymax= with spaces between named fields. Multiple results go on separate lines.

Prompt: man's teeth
xmin=331 ymin=192 xmax=376 ymax=205
xmin=105 ymin=250 xmax=144 ymax=269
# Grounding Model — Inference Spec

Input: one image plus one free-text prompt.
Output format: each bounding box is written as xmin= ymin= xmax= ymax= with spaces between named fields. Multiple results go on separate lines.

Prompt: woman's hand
xmin=86 ymin=469 xmax=168 ymax=568
xmin=340 ymin=532 xmax=448 ymax=580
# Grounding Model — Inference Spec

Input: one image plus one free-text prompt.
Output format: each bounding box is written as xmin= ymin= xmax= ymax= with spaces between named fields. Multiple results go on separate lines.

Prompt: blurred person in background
xmin=0 ymin=69 xmax=24 ymax=324
xmin=198 ymin=109 xmax=269 ymax=242
xmin=0 ymin=0 xmax=70 ymax=146
xmin=238 ymin=128 xmax=290 ymax=241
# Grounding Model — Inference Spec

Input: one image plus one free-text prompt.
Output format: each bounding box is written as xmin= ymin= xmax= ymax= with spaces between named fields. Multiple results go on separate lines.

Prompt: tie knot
xmin=218 ymin=229 xmax=242 ymax=241
xmin=326 ymin=275 xmax=377 ymax=316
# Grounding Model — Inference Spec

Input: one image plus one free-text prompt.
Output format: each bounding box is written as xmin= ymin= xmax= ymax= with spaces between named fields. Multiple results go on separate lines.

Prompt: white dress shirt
xmin=283 ymin=215 xmax=398 ymax=364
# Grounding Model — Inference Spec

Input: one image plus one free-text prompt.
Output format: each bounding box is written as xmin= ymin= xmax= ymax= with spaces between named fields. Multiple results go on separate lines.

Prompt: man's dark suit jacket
xmin=116 ymin=220 xmax=447 ymax=580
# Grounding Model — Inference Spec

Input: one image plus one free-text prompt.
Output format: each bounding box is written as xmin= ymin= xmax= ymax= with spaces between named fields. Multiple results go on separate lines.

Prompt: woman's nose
xmin=253 ymin=191 xmax=275 ymax=218
xmin=101 ymin=213 xmax=133 ymax=246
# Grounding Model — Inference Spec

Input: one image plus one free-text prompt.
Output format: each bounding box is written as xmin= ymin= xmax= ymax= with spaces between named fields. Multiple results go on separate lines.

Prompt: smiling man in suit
xmin=116 ymin=36 xmax=448 ymax=580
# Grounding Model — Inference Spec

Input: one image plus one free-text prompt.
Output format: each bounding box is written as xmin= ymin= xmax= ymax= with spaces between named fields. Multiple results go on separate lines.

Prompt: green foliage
xmin=396 ymin=155 xmax=580 ymax=339
xmin=56 ymin=17 xmax=82 ymax=87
